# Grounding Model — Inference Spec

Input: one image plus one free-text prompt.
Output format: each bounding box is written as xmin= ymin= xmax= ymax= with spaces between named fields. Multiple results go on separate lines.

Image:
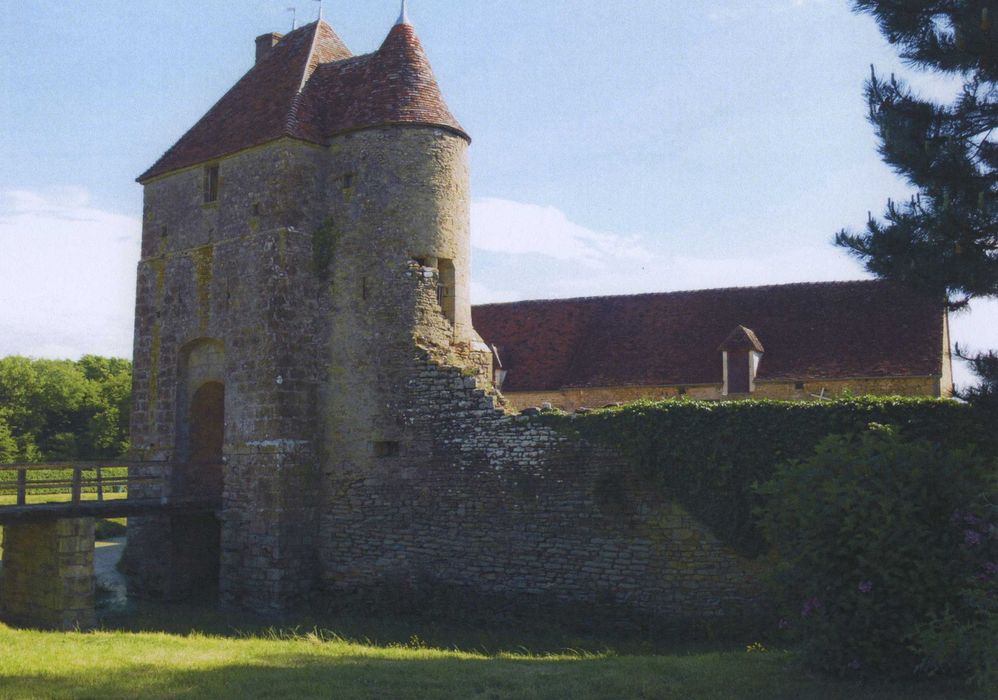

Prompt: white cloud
xmin=471 ymin=197 xmax=868 ymax=303
xmin=950 ymin=298 xmax=998 ymax=392
xmin=471 ymin=197 xmax=649 ymax=268
xmin=0 ymin=188 xmax=140 ymax=360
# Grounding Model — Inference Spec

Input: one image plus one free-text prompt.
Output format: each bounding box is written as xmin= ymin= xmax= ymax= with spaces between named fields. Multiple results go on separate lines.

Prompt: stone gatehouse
xmin=125 ymin=8 xmax=767 ymax=618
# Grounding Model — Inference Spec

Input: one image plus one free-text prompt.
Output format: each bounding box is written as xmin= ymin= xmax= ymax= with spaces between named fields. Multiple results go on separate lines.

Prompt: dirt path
xmin=95 ymin=537 xmax=128 ymax=605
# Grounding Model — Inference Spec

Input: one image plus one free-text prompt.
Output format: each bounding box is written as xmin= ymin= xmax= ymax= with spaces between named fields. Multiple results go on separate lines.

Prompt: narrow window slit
xmin=203 ymin=165 xmax=219 ymax=203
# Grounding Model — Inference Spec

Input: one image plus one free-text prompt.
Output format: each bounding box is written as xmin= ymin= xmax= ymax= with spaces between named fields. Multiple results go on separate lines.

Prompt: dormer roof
xmin=718 ymin=325 xmax=764 ymax=353
xmin=139 ymin=18 xmax=467 ymax=183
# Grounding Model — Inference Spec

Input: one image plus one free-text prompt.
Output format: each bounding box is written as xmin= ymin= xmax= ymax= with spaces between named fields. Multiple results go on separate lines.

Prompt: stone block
xmin=0 ymin=518 xmax=97 ymax=631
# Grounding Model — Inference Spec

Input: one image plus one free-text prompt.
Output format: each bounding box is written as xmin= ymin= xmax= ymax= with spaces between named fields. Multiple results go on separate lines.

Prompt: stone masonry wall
xmin=502 ymin=376 xmax=942 ymax=412
xmin=129 ymin=139 xmax=329 ymax=608
xmin=317 ymin=127 xmax=485 ymax=483
xmin=753 ymin=376 xmax=940 ymax=400
xmin=0 ymin=518 xmax=96 ymax=630
xmin=318 ymin=344 xmax=767 ymax=621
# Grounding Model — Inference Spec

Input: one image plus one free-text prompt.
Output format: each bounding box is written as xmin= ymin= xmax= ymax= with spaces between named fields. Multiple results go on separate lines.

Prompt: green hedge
xmin=0 ymin=467 xmax=128 ymax=495
xmin=537 ymin=397 xmax=995 ymax=557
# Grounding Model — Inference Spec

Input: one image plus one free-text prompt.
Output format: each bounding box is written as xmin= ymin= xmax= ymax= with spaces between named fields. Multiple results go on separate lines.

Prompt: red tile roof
xmin=471 ymin=281 xmax=945 ymax=392
xmin=139 ymin=20 xmax=466 ymax=182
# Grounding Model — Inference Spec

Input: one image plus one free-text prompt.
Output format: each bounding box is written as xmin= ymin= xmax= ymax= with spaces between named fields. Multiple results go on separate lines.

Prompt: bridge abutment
xmin=0 ymin=518 xmax=97 ymax=630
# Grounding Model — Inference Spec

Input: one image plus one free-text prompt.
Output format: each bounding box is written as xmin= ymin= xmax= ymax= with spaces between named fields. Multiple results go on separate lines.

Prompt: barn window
xmin=203 ymin=165 xmax=220 ymax=203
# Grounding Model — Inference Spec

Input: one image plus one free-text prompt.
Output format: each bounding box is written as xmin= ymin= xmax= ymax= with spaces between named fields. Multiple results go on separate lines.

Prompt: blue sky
xmin=1 ymin=0 xmax=994 ymax=388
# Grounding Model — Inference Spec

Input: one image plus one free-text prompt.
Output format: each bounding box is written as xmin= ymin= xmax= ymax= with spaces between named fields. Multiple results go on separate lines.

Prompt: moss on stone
xmin=312 ymin=218 xmax=340 ymax=281
xmin=147 ymin=323 xmax=161 ymax=434
xmin=191 ymin=245 xmax=215 ymax=329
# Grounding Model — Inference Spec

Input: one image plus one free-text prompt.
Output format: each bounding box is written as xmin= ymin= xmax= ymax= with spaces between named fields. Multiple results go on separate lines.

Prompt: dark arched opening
xmin=171 ymin=380 xmax=224 ymax=600
xmin=188 ymin=381 xmax=224 ymax=494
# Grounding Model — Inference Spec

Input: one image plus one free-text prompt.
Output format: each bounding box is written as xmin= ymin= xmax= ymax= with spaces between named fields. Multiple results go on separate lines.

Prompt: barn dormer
xmin=719 ymin=325 xmax=764 ymax=396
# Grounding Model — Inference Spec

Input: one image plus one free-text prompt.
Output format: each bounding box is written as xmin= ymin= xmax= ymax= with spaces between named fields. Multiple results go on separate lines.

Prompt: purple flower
xmin=963 ymin=512 xmax=984 ymax=527
xmin=801 ymin=597 xmax=822 ymax=617
xmin=848 ymin=659 xmax=862 ymax=671
xmin=858 ymin=580 xmax=873 ymax=594
xmin=965 ymin=529 xmax=983 ymax=546
xmin=984 ymin=562 xmax=998 ymax=577
xmin=778 ymin=618 xmax=790 ymax=630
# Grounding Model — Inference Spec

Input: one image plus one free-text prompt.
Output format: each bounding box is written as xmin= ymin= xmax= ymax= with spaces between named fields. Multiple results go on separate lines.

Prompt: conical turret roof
xmin=334 ymin=23 xmax=465 ymax=137
xmin=140 ymin=18 xmax=467 ymax=183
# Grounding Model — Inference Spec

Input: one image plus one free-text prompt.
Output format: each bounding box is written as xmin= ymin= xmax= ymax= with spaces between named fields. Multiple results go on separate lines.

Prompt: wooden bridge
xmin=0 ymin=461 xmax=221 ymax=630
xmin=0 ymin=461 xmax=219 ymax=524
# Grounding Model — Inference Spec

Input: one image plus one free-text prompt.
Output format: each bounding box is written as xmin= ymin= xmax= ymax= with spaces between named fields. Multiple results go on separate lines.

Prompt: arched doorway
xmin=188 ymin=381 xmax=224 ymax=496
xmin=170 ymin=379 xmax=224 ymax=600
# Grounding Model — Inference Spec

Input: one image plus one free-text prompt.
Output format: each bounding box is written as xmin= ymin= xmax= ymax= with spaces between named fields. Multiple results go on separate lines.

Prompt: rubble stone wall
xmin=318 ymin=350 xmax=767 ymax=621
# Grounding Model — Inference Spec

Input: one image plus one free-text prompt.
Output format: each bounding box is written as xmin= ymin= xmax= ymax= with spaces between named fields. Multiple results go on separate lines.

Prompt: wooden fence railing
xmin=0 ymin=462 xmax=168 ymax=508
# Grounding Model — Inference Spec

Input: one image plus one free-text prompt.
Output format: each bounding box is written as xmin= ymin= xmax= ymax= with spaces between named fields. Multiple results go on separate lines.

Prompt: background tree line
xmin=0 ymin=356 xmax=131 ymax=463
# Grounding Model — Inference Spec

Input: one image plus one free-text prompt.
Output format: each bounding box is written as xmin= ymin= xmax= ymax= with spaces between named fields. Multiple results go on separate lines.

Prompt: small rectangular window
xmin=371 ymin=441 xmax=400 ymax=458
xmin=342 ymin=174 xmax=354 ymax=189
xmin=203 ymin=165 xmax=219 ymax=203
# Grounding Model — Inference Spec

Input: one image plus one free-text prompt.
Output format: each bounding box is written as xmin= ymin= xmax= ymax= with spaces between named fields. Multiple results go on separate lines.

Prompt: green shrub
xmin=95 ymin=518 xmax=128 ymax=539
xmin=912 ymin=494 xmax=998 ymax=690
xmin=757 ymin=424 xmax=996 ymax=681
xmin=0 ymin=414 xmax=16 ymax=463
xmin=539 ymin=397 xmax=992 ymax=556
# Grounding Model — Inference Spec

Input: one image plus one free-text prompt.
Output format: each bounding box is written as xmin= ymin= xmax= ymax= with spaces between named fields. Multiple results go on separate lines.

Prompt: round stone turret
xmin=318 ymin=18 xmax=476 ymax=350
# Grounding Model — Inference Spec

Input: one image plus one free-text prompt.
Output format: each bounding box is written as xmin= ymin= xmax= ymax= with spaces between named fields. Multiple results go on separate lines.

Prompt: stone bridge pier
xmin=0 ymin=518 xmax=97 ymax=630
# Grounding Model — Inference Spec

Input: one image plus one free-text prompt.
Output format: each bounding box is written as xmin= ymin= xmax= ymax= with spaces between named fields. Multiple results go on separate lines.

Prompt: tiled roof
xmin=139 ymin=20 xmax=466 ymax=182
xmin=471 ymin=281 xmax=945 ymax=392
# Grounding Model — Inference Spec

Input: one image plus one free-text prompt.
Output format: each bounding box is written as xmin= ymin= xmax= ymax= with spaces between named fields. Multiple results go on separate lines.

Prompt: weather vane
xmin=286 ymin=6 xmax=297 ymax=30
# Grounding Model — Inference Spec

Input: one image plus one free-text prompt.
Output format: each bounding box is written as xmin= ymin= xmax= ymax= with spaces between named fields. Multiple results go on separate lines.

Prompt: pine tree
xmin=836 ymin=1 xmax=997 ymax=405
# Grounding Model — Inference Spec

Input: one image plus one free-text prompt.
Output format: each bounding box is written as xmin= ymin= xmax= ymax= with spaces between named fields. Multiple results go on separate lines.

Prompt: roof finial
xmin=396 ymin=0 xmax=410 ymax=26
xmin=286 ymin=6 xmax=297 ymax=30
xmin=313 ymin=0 xmax=323 ymax=21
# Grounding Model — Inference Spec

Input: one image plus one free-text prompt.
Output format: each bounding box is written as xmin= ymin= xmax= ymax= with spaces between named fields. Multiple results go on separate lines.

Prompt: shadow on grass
xmin=0 ymin=651 xmax=972 ymax=700
xmin=96 ymin=594 xmax=750 ymax=658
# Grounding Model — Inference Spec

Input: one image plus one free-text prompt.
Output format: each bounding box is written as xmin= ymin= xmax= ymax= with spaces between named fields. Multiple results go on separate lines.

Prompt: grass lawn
xmin=0 ymin=602 xmax=978 ymax=700
xmin=0 ymin=491 xmax=128 ymax=508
